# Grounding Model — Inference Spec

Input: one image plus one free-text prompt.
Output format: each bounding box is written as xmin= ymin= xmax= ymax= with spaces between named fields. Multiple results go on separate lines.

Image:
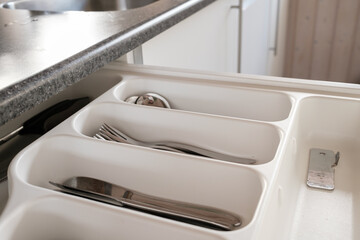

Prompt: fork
xmin=94 ymin=123 xmax=186 ymax=154
xmin=94 ymin=123 xmax=256 ymax=164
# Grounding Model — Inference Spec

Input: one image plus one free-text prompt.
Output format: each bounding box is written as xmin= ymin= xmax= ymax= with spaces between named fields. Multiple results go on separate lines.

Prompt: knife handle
xmin=60 ymin=177 xmax=242 ymax=231
xmin=120 ymin=189 xmax=242 ymax=231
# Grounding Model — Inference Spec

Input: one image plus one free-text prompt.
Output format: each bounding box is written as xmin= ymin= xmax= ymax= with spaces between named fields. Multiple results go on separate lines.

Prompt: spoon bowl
xmin=125 ymin=93 xmax=171 ymax=108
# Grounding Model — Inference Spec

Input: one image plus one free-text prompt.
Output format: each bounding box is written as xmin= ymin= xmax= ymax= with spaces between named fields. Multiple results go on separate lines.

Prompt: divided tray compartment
xmin=73 ymin=102 xmax=282 ymax=165
xmin=113 ymin=77 xmax=293 ymax=122
xmin=0 ymin=66 xmax=308 ymax=239
xmin=258 ymin=96 xmax=360 ymax=240
xmin=6 ymin=135 xmax=265 ymax=236
xmin=0 ymin=195 xmax=226 ymax=240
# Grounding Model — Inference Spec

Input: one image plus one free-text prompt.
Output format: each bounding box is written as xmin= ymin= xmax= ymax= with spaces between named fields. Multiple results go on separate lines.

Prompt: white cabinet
xmin=266 ymin=0 xmax=289 ymax=76
xmin=126 ymin=0 xmax=289 ymax=76
xmin=240 ymin=0 xmax=289 ymax=76
xmin=240 ymin=0 xmax=271 ymax=75
xmin=141 ymin=0 xmax=240 ymax=73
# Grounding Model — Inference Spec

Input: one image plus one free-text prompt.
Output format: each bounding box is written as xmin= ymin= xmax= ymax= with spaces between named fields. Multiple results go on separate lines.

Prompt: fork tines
xmin=94 ymin=123 xmax=127 ymax=144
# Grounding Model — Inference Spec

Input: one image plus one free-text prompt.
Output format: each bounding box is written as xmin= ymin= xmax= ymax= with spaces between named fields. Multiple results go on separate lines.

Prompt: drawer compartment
xmin=0 ymin=196 xmax=225 ymax=240
xmin=258 ymin=96 xmax=360 ymax=240
xmin=114 ymin=77 xmax=292 ymax=121
xmin=9 ymin=135 xmax=265 ymax=229
xmin=73 ymin=102 xmax=282 ymax=164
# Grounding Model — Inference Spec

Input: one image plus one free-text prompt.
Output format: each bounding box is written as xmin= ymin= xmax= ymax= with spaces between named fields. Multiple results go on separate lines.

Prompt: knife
xmin=50 ymin=176 xmax=242 ymax=231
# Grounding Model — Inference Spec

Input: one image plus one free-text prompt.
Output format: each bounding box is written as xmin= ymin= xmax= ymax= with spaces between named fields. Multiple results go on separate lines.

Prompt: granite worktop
xmin=0 ymin=0 xmax=215 ymax=126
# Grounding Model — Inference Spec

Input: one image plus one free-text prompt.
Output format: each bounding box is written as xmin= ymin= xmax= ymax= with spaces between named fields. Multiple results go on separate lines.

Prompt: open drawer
xmin=1 ymin=63 xmax=359 ymax=240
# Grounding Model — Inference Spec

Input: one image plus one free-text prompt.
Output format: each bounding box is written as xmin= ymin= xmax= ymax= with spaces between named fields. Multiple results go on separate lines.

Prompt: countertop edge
xmin=0 ymin=0 xmax=215 ymax=126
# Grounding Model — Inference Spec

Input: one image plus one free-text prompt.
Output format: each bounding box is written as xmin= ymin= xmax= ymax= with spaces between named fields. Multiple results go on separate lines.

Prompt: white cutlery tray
xmin=0 ymin=63 xmax=359 ymax=240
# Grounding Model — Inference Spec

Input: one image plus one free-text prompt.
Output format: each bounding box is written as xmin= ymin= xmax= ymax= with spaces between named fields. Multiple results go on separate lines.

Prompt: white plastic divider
xmin=114 ymin=77 xmax=293 ymax=122
xmin=257 ymin=96 xmax=360 ymax=240
xmin=6 ymin=135 xmax=265 ymax=233
xmin=0 ymin=195 xmax=227 ymax=240
xmin=0 ymin=65 xmax=313 ymax=240
xmin=73 ymin=102 xmax=282 ymax=165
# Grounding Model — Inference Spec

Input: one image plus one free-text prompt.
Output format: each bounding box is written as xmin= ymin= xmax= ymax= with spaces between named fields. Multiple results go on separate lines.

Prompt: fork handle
xmin=152 ymin=143 xmax=256 ymax=165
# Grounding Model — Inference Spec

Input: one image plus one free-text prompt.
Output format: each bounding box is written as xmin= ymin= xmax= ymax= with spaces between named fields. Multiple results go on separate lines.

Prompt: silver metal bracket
xmin=306 ymin=148 xmax=340 ymax=191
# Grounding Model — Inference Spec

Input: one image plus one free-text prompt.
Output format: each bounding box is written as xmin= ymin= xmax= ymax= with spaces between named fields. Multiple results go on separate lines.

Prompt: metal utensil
xmin=94 ymin=123 xmax=256 ymax=165
xmin=307 ymin=148 xmax=340 ymax=191
xmin=125 ymin=93 xmax=171 ymax=108
xmin=50 ymin=176 xmax=242 ymax=231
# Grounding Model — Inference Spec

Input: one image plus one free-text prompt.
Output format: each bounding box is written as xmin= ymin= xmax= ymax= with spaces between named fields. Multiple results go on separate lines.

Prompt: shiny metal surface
xmin=307 ymin=148 xmax=340 ymax=191
xmin=50 ymin=176 xmax=242 ymax=231
xmin=1 ymin=0 xmax=158 ymax=12
xmin=94 ymin=123 xmax=257 ymax=164
xmin=0 ymin=126 xmax=23 ymax=145
xmin=125 ymin=93 xmax=171 ymax=108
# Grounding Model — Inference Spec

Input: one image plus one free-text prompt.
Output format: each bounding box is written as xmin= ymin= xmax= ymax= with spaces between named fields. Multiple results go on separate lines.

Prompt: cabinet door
xmin=267 ymin=0 xmax=289 ymax=77
xmin=240 ymin=0 xmax=271 ymax=75
xmin=142 ymin=0 xmax=239 ymax=73
xmin=240 ymin=0 xmax=288 ymax=76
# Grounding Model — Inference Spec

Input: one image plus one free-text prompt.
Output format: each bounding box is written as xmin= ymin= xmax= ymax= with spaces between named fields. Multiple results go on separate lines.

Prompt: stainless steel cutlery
xmin=50 ymin=176 xmax=242 ymax=231
xmin=94 ymin=123 xmax=256 ymax=165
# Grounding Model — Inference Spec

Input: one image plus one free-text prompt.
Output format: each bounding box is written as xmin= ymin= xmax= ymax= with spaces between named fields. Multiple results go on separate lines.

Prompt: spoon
xmin=125 ymin=93 xmax=171 ymax=108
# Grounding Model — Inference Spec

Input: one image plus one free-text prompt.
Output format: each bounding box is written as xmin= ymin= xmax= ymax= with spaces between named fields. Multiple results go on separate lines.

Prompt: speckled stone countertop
xmin=0 ymin=0 xmax=215 ymax=126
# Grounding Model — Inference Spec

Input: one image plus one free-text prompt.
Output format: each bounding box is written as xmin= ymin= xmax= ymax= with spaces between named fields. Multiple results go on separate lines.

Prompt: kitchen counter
xmin=0 ymin=0 xmax=215 ymax=126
